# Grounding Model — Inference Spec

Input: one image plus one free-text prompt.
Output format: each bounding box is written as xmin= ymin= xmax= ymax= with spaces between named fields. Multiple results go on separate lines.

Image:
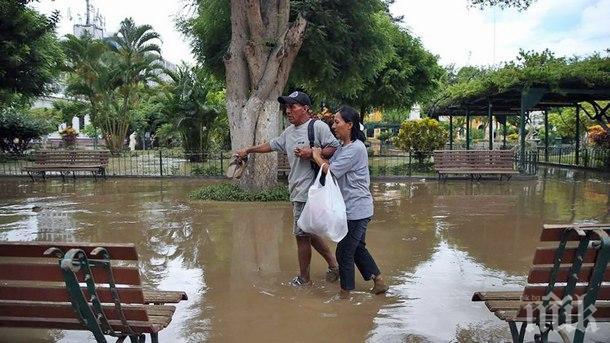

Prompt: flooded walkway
xmin=0 ymin=169 xmax=609 ymax=342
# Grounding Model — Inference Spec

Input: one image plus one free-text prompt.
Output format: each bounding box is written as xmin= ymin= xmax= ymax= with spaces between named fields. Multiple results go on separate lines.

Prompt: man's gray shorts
xmin=292 ymin=201 xmax=309 ymax=236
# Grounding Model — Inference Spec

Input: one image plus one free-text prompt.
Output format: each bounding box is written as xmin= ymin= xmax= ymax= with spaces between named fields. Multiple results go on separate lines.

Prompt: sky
xmin=32 ymin=0 xmax=610 ymax=68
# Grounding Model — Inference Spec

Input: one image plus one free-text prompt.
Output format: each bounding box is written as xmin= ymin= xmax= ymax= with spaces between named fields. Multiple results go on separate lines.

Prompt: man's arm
xmin=293 ymin=146 xmax=336 ymax=160
xmin=235 ymin=142 xmax=272 ymax=159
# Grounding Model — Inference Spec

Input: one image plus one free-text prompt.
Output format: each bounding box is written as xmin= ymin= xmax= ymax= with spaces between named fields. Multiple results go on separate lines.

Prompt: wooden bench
xmin=472 ymin=223 xmax=610 ymax=343
xmin=433 ymin=149 xmax=519 ymax=180
xmin=0 ymin=241 xmax=188 ymax=343
xmin=22 ymin=150 xmax=110 ymax=181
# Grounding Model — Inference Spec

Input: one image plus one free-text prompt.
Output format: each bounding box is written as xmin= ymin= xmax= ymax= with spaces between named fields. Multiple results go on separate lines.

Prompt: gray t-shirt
xmin=270 ymin=119 xmax=339 ymax=202
xmin=329 ymin=139 xmax=374 ymax=220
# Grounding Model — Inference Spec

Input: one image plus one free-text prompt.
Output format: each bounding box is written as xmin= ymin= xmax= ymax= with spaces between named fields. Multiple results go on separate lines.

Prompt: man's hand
xmin=294 ymin=147 xmax=313 ymax=159
xmin=234 ymin=149 xmax=248 ymax=160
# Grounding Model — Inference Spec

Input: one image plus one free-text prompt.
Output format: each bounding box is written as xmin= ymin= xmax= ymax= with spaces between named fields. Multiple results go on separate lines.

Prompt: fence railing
xmin=533 ymin=146 xmax=610 ymax=171
xmin=0 ymin=149 xmax=435 ymax=178
xmin=2 ymin=146 xmax=605 ymax=178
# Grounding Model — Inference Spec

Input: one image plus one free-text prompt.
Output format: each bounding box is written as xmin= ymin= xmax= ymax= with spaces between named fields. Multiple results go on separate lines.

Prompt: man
xmin=234 ymin=91 xmax=340 ymax=286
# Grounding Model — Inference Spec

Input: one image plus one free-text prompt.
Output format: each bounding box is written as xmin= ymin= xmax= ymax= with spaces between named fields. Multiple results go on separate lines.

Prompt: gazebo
xmin=428 ymin=64 xmax=610 ymax=171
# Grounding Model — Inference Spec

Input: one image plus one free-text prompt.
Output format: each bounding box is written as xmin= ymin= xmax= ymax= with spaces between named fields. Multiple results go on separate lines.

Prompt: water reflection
xmin=0 ymin=172 xmax=608 ymax=342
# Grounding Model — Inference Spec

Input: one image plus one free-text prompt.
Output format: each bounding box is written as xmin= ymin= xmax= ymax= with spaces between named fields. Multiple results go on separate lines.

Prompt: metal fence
xmin=0 ymin=149 xmax=435 ymax=178
xmin=534 ymin=146 xmax=610 ymax=171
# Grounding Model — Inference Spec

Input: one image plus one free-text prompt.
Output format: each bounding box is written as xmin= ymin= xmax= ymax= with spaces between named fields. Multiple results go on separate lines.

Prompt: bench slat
xmin=472 ymin=291 xmax=522 ymax=301
xmin=0 ymin=300 xmax=154 ymax=321
xmin=0 ymin=241 xmax=138 ymax=260
xmin=0 ymin=281 xmax=145 ymax=303
xmin=0 ymin=261 xmax=141 ymax=285
xmin=532 ymin=246 xmax=599 ymax=265
xmin=522 ymin=284 xmax=610 ymax=301
xmin=142 ymin=289 xmax=188 ymax=304
xmin=540 ymin=224 xmax=610 ymax=241
xmin=527 ymin=264 xmax=610 ymax=283
xmin=0 ymin=316 xmax=169 ymax=333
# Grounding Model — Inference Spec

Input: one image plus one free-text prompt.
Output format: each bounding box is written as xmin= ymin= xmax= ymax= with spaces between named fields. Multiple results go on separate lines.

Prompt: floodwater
xmin=0 ymin=168 xmax=609 ymax=343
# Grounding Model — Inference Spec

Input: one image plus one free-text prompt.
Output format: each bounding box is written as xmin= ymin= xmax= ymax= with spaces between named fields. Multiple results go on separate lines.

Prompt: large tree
xmin=182 ymin=1 xmax=414 ymax=189
xmin=0 ymin=0 xmax=63 ymax=107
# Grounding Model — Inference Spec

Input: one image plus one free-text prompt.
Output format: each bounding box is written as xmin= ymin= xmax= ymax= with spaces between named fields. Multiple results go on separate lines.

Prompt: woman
xmin=312 ymin=105 xmax=388 ymax=297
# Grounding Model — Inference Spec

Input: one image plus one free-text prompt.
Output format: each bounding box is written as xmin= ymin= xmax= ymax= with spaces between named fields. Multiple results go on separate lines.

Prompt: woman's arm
xmin=311 ymin=147 xmax=330 ymax=174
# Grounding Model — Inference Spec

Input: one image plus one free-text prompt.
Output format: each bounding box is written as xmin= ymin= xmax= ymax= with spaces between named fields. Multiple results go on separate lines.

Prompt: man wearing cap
xmin=234 ymin=91 xmax=340 ymax=286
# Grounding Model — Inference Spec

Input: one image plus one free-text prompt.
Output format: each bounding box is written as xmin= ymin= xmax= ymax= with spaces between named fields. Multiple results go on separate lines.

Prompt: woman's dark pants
xmin=336 ymin=217 xmax=380 ymax=291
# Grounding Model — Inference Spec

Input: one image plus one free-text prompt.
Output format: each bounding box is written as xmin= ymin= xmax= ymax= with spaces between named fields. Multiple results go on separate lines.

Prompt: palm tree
xmin=103 ymin=18 xmax=164 ymax=153
xmin=61 ymin=18 xmax=164 ymax=154
xmin=164 ymin=64 xmax=223 ymax=161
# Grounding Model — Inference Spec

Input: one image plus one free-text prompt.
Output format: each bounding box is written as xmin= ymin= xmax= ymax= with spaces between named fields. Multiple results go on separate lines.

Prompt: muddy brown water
xmin=0 ymin=169 xmax=609 ymax=342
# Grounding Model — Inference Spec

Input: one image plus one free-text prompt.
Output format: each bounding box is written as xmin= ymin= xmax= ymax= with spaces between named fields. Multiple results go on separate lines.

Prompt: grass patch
xmin=189 ymin=183 xmax=290 ymax=202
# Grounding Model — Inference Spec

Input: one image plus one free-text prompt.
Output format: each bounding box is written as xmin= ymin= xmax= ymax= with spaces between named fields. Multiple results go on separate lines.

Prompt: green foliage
xmin=430 ymin=50 xmax=610 ymax=113
xmin=190 ymin=183 xmax=290 ymax=202
xmin=62 ymin=18 xmax=164 ymax=153
xmin=0 ymin=0 xmax=63 ymax=106
xmin=548 ymin=106 xmax=595 ymax=140
xmin=0 ymin=108 xmax=54 ymax=154
xmin=377 ymin=130 xmax=393 ymax=143
xmin=345 ymin=14 xmax=443 ymax=112
xmin=181 ymin=0 xmax=441 ymax=109
xmin=162 ymin=64 xmax=226 ymax=157
xmin=51 ymin=99 xmax=89 ymax=124
xmin=381 ymin=109 xmax=409 ymax=124
xmin=155 ymin=123 xmax=182 ymax=148
xmin=394 ymin=118 xmax=448 ymax=163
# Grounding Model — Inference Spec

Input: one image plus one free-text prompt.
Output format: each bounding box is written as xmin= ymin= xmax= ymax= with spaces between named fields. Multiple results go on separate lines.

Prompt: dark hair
xmin=337 ymin=105 xmax=366 ymax=142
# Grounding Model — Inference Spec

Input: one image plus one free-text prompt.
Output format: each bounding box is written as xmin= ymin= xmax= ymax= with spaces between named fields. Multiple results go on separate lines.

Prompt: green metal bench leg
xmin=508 ymin=322 xmax=527 ymax=343
xmin=151 ymin=333 xmax=159 ymax=343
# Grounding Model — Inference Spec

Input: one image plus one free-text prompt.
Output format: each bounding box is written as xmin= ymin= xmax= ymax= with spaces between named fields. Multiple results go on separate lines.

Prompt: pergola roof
xmin=429 ymin=84 xmax=610 ymax=117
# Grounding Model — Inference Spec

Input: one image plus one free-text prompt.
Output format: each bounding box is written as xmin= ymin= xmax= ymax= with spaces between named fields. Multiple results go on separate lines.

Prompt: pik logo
xmin=521 ymin=291 xmax=599 ymax=334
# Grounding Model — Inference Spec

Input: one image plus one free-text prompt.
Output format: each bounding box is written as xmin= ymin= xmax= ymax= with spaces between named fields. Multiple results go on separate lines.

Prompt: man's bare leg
xmin=296 ymin=235 xmax=312 ymax=282
xmin=310 ymin=235 xmax=338 ymax=268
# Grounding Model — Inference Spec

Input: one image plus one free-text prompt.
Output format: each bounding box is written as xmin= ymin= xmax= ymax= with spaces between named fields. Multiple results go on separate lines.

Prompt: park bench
xmin=0 ymin=241 xmax=188 ymax=343
xmin=472 ymin=223 xmax=610 ymax=343
xmin=433 ymin=149 xmax=518 ymax=180
xmin=22 ymin=150 xmax=110 ymax=181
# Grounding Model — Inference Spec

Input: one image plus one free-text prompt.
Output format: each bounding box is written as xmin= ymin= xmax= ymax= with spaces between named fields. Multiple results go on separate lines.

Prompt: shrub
xmin=588 ymin=125 xmax=610 ymax=148
xmin=0 ymin=110 xmax=53 ymax=154
xmin=393 ymin=118 xmax=448 ymax=164
xmin=189 ymin=183 xmax=290 ymax=201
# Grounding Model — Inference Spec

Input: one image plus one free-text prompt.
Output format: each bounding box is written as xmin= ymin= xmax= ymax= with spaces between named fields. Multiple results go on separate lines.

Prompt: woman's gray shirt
xmin=329 ymin=140 xmax=374 ymax=220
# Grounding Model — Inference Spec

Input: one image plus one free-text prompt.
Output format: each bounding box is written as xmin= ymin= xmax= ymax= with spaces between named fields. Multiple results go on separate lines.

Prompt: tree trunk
xmin=226 ymin=0 xmax=307 ymax=191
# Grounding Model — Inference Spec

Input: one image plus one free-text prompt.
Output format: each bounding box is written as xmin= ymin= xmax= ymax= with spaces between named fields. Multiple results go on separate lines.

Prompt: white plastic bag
xmin=297 ymin=167 xmax=348 ymax=242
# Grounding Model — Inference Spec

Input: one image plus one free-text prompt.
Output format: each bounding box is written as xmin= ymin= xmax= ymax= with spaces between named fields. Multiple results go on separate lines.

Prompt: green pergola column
xmin=544 ymin=109 xmax=549 ymax=162
xmin=519 ymin=87 xmax=546 ymax=171
xmin=466 ymin=106 xmax=471 ymax=150
xmin=575 ymin=104 xmax=580 ymax=165
xmin=519 ymin=104 xmax=526 ymax=171
xmin=503 ymin=119 xmax=507 ymax=149
xmin=449 ymin=115 xmax=453 ymax=150
xmin=488 ymin=100 xmax=493 ymax=150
